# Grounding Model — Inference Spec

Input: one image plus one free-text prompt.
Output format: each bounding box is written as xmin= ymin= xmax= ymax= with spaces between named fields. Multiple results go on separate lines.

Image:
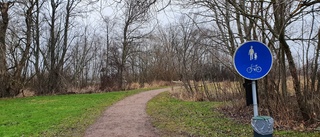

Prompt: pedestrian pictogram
xmin=249 ymin=46 xmax=258 ymax=61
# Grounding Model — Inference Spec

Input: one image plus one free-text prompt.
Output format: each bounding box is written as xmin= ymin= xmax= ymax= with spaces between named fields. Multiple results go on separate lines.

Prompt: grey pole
xmin=252 ymin=80 xmax=258 ymax=117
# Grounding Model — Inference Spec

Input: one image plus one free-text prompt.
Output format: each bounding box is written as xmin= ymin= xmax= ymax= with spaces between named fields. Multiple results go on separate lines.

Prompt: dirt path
xmin=84 ymin=88 xmax=169 ymax=137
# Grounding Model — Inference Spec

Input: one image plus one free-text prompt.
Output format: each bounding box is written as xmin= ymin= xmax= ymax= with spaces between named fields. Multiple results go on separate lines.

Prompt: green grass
xmin=0 ymin=89 xmax=149 ymax=137
xmin=147 ymin=92 xmax=320 ymax=137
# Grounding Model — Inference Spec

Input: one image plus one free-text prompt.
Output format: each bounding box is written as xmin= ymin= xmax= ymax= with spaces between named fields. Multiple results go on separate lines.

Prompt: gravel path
xmin=84 ymin=88 xmax=169 ymax=137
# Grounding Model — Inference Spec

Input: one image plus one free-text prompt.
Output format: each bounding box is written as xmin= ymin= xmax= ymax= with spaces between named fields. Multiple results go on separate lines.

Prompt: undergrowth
xmin=147 ymin=91 xmax=320 ymax=137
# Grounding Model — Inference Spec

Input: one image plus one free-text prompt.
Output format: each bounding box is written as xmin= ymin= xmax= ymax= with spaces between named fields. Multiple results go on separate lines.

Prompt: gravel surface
xmin=84 ymin=88 xmax=169 ymax=137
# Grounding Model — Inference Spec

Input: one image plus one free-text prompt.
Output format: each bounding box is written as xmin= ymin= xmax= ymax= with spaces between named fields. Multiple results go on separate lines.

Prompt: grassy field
xmin=147 ymin=92 xmax=320 ymax=137
xmin=1 ymin=87 xmax=318 ymax=137
xmin=0 ymin=89 xmax=150 ymax=137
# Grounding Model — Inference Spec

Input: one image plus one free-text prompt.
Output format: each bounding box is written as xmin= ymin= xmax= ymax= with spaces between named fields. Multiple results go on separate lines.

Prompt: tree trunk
xmin=280 ymin=36 xmax=310 ymax=120
xmin=48 ymin=0 xmax=57 ymax=94
xmin=11 ymin=2 xmax=35 ymax=96
xmin=0 ymin=2 xmax=12 ymax=97
xmin=271 ymin=0 xmax=310 ymax=121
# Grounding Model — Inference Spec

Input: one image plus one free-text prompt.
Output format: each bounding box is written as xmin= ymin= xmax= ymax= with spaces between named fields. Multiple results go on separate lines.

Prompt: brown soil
xmin=84 ymin=88 xmax=169 ymax=137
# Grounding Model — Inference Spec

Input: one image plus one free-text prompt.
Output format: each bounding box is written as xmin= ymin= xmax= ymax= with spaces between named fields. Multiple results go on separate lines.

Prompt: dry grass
xmin=281 ymin=76 xmax=319 ymax=96
xmin=67 ymin=85 xmax=101 ymax=94
xmin=127 ymin=81 xmax=171 ymax=90
xmin=170 ymin=80 xmax=242 ymax=102
xmin=14 ymin=80 xmax=171 ymax=98
xmin=143 ymin=81 xmax=171 ymax=88
xmin=16 ymin=89 xmax=35 ymax=97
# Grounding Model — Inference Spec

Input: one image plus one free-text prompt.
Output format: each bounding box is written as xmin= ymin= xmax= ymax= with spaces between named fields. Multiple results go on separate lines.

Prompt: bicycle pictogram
xmin=246 ymin=64 xmax=262 ymax=73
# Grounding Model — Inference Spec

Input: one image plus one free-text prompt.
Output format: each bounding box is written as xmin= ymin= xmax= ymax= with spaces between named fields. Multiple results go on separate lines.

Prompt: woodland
xmin=0 ymin=0 xmax=320 ymax=130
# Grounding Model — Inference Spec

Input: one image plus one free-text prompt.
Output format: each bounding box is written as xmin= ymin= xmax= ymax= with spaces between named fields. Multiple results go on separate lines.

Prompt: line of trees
xmin=0 ymin=0 xmax=183 ymax=96
xmin=0 ymin=0 xmax=103 ymax=97
xmin=178 ymin=0 xmax=320 ymax=123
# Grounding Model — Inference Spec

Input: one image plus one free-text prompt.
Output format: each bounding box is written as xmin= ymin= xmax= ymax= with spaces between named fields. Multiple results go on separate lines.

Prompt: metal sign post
xmin=233 ymin=40 xmax=273 ymax=117
xmin=252 ymin=80 xmax=258 ymax=117
xmin=233 ymin=41 xmax=273 ymax=136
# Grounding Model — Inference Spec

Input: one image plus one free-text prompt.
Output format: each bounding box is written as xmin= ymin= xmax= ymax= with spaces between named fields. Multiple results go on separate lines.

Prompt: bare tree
xmin=67 ymin=25 xmax=98 ymax=88
xmin=0 ymin=1 xmax=13 ymax=97
xmin=39 ymin=0 xmax=82 ymax=94
xmin=32 ymin=0 xmax=46 ymax=94
xmin=114 ymin=0 xmax=157 ymax=90
xmin=177 ymin=0 xmax=320 ymax=123
xmin=231 ymin=0 xmax=320 ymax=122
xmin=10 ymin=0 xmax=37 ymax=96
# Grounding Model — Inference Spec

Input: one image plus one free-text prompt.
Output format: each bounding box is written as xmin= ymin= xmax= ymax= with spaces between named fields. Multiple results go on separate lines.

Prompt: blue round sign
xmin=233 ymin=41 xmax=273 ymax=80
